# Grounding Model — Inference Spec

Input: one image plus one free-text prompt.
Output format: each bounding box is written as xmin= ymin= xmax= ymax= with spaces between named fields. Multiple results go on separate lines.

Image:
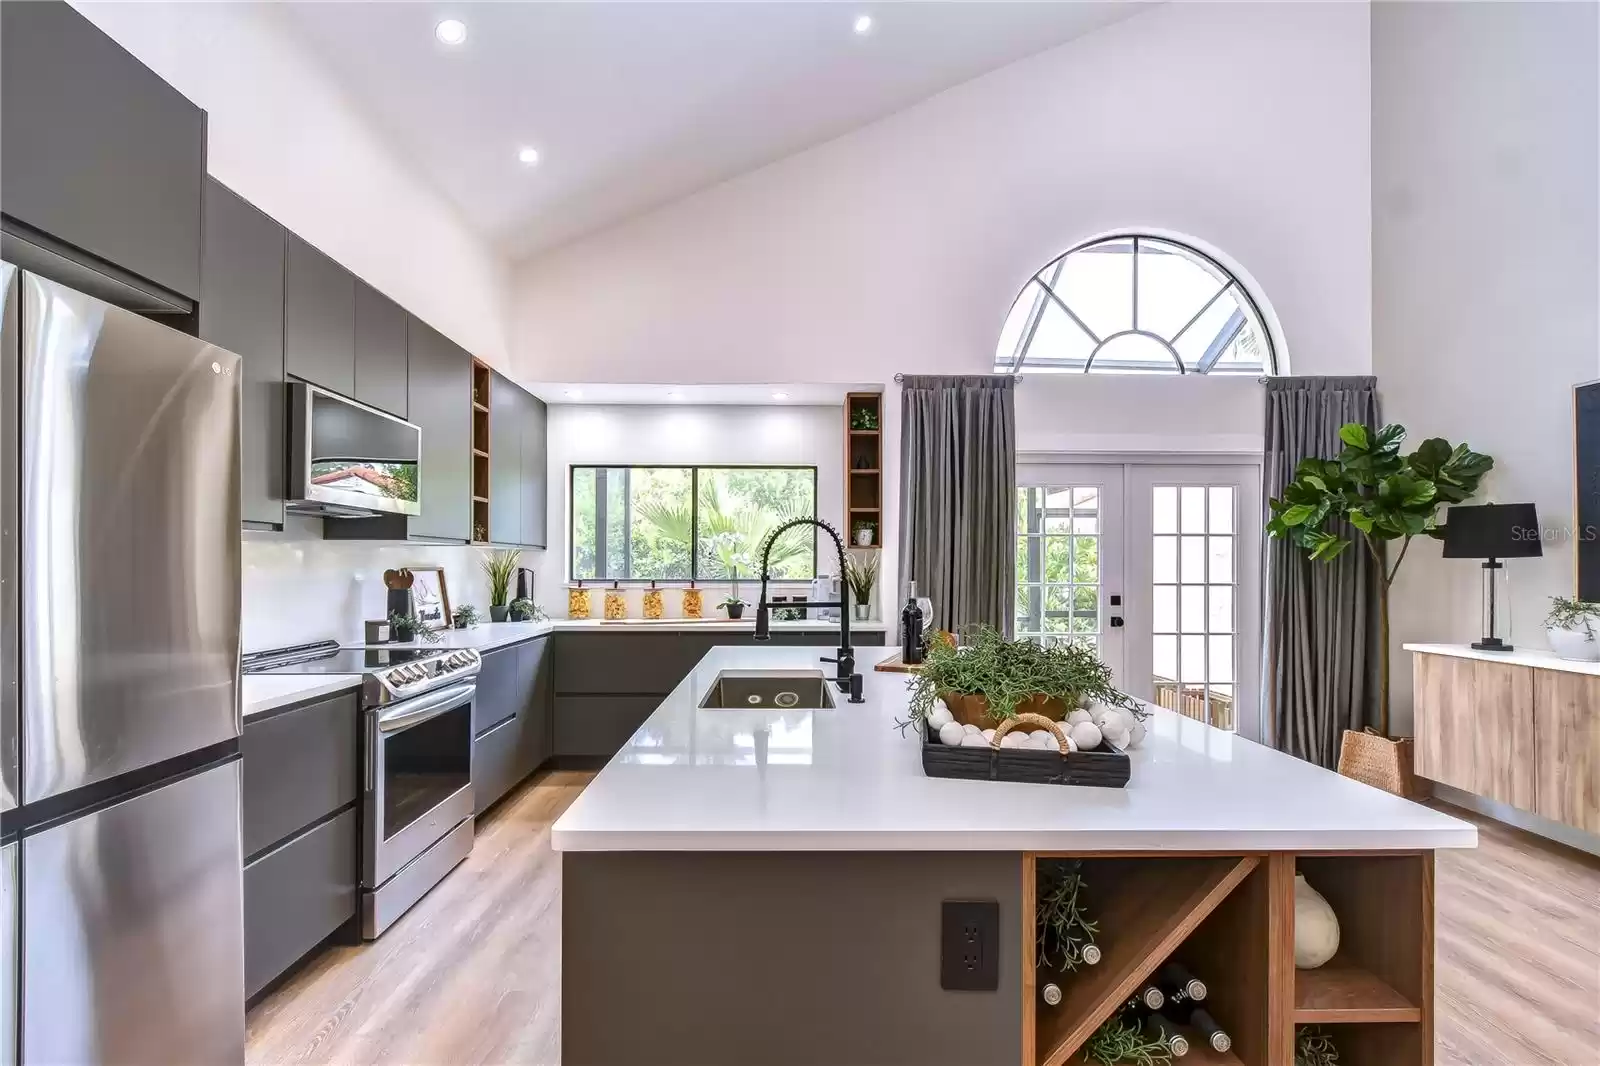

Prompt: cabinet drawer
xmin=555 ymin=696 xmax=661 ymax=758
xmin=242 ymin=692 xmax=360 ymax=859
xmin=473 ymin=646 xmax=523 ymax=736
xmin=244 ymin=808 xmax=357 ymax=1000
xmin=473 ymin=714 xmax=526 ymax=814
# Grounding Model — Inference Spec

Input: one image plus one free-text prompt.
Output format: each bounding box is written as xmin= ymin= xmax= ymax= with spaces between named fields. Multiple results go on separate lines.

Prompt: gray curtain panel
xmin=1262 ymin=376 xmax=1381 ymax=768
xmin=898 ymin=375 xmax=1016 ymax=636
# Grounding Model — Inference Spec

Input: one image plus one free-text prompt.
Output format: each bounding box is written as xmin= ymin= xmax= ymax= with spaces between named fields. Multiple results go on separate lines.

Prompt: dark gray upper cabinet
xmin=487 ymin=373 xmax=548 ymax=548
xmin=0 ymin=1 xmax=204 ymax=301
xmin=200 ymin=179 xmax=286 ymax=529
xmin=406 ymin=318 xmax=472 ymax=541
xmin=284 ymin=234 xmax=355 ymax=398
xmin=354 ymin=281 xmax=407 ymax=418
xmin=520 ymin=391 xmax=549 ymax=549
xmin=489 ymin=372 xmax=522 ymax=545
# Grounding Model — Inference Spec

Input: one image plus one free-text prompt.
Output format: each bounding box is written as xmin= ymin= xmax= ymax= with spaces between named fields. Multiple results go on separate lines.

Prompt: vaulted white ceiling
xmin=276 ymin=1 xmax=1145 ymax=259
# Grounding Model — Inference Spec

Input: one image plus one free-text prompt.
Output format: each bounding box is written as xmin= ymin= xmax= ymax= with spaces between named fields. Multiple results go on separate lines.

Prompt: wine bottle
xmin=1159 ymin=961 xmax=1207 ymax=1003
xmin=1040 ymin=982 xmax=1062 ymax=1007
xmin=1142 ymin=1012 xmax=1190 ymax=1058
xmin=900 ymin=582 xmax=926 ymax=664
xmin=1080 ymin=943 xmax=1102 ymax=966
xmin=1186 ymin=1009 xmax=1232 ymax=1054
xmin=1125 ymin=984 xmax=1164 ymax=1012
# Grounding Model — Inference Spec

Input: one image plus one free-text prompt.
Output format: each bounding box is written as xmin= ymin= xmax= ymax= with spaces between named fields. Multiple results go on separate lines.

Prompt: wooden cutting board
xmin=874 ymin=653 xmax=924 ymax=673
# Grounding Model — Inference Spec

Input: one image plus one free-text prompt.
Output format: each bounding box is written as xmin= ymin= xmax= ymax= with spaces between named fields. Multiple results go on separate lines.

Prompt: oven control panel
xmin=379 ymin=648 xmax=481 ymax=697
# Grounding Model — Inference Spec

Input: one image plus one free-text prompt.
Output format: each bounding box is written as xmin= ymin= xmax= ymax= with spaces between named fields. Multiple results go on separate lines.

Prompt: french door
xmin=1016 ymin=461 xmax=1262 ymax=739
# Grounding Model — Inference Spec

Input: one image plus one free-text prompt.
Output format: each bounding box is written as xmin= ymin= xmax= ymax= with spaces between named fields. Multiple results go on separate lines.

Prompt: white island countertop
xmin=551 ymin=645 xmax=1477 ymax=853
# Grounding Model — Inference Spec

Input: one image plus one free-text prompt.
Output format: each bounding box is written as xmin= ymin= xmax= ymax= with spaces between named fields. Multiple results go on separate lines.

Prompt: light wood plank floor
xmin=247 ymin=779 xmax=1600 ymax=1065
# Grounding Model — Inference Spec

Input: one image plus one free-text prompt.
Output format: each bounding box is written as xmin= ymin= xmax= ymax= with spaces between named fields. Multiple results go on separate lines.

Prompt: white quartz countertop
xmin=347 ymin=618 xmax=886 ymax=653
xmin=242 ymin=674 xmax=361 ymax=719
xmin=551 ymin=645 xmax=1477 ymax=853
xmin=1404 ymin=642 xmax=1600 ymax=676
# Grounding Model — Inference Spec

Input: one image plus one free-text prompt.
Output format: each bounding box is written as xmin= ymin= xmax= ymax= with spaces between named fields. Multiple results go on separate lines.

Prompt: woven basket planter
xmin=939 ymin=692 xmax=1075 ymax=728
xmin=1337 ymin=728 xmax=1420 ymax=798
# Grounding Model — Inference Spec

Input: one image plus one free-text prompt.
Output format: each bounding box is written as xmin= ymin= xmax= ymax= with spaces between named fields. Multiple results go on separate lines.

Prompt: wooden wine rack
xmin=1022 ymin=851 xmax=1434 ymax=1066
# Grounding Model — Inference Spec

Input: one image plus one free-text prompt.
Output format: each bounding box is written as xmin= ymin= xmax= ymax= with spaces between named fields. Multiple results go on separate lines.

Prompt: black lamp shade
xmin=1441 ymin=503 xmax=1543 ymax=559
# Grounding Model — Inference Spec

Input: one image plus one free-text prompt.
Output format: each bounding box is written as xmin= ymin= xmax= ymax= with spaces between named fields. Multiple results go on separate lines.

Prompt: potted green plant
xmin=843 ymin=550 xmax=879 ymax=621
xmin=481 ymin=548 xmax=520 ymax=622
xmin=451 ymin=604 xmax=481 ymax=630
xmin=850 ymin=405 xmax=879 ymax=431
xmin=907 ymin=625 xmax=1139 ymax=729
xmin=508 ymin=597 xmax=547 ymax=623
xmin=851 ymin=518 xmax=876 ymax=547
xmin=1267 ymin=423 xmax=1491 ymax=784
xmin=1545 ymin=596 xmax=1600 ymax=662
xmin=387 ymin=611 xmax=441 ymax=644
xmin=720 ymin=568 xmax=746 ymax=620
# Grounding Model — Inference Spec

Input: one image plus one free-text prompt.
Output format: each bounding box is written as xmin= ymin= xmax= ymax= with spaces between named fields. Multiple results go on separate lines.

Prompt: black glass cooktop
xmin=243 ymin=640 xmax=442 ymax=676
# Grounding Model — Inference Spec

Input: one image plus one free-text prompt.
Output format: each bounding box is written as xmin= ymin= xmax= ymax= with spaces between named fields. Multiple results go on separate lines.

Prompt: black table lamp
xmin=1441 ymin=503 xmax=1542 ymax=651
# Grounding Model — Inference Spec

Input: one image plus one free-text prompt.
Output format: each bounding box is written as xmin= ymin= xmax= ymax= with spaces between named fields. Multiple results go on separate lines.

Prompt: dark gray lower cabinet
xmin=243 ymin=809 xmax=357 ymax=1000
xmin=470 ymin=637 xmax=552 ymax=813
xmin=554 ymin=696 xmax=662 ymax=758
xmin=241 ymin=692 xmax=359 ymax=860
xmin=241 ymin=692 xmax=360 ymax=1000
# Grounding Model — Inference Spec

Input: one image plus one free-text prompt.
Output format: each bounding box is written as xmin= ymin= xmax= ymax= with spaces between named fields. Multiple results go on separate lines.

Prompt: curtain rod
xmin=890 ymin=373 xmax=1271 ymax=383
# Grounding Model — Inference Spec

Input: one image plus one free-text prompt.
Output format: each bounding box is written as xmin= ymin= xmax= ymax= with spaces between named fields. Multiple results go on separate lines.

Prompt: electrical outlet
xmin=940 ymin=899 xmax=999 ymax=991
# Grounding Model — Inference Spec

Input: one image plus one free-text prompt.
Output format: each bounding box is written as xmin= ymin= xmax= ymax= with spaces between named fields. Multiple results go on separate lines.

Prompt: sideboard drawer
xmin=1412 ymin=653 xmax=1535 ymax=811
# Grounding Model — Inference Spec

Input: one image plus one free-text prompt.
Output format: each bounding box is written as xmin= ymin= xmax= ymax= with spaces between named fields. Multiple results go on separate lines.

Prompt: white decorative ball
xmin=981 ymin=729 xmax=996 ymax=744
xmin=1125 ymin=720 xmax=1147 ymax=749
xmin=938 ymin=721 xmax=966 ymax=747
xmin=960 ymin=733 xmax=990 ymax=747
xmin=1066 ymin=735 xmax=1079 ymax=753
xmin=1100 ymin=723 xmax=1130 ymax=749
xmin=1068 ymin=721 xmax=1102 ymax=752
xmin=1030 ymin=732 xmax=1057 ymax=750
xmin=963 ymin=723 xmax=981 ymax=735
xmin=1077 ymin=694 xmax=1093 ymax=709
xmin=927 ymin=706 xmax=954 ymax=730
xmin=1294 ymin=875 xmax=1341 ymax=968
xmin=1065 ymin=708 xmax=1093 ymax=726
xmin=1001 ymin=732 xmax=1027 ymax=749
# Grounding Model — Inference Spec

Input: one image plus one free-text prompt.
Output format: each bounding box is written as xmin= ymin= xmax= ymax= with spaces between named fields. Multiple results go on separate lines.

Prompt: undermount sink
xmin=698 ymin=670 xmax=838 ymax=710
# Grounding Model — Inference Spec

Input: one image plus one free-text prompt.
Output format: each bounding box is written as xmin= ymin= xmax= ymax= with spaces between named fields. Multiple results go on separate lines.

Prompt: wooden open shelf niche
xmin=1022 ymin=851 xmax=1432 ymax=1066
xmin=845 ymin=392 xmax=883 ymax=549
xmin=471 ymin=359 xmax=492 ymax=542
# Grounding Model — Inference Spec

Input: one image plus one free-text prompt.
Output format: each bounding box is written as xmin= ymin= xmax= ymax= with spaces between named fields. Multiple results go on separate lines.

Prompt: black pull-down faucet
xmin=752 ymin=517 xmax=864 ymax=703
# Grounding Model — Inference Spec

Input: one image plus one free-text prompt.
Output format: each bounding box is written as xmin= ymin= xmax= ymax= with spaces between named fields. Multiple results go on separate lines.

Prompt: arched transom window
xmin=994 ymin=235 xmax=1277 ymax=375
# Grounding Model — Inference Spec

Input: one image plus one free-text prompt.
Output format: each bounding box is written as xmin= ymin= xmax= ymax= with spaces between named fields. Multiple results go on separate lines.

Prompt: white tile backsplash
xmin=242 ymin=516 xmax=545 ymax=652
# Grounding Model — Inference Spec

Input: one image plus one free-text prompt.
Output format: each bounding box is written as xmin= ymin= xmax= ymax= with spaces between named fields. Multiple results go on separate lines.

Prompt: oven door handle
xmin=375 ymin=681 xmax=476 ymax=734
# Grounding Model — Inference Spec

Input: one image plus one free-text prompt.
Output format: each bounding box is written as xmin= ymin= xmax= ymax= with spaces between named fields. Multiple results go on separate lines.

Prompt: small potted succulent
xmin=843 ymin=550 xmax=879 ymax=621
xmin=387 ymin=612 xmax=440 ymax=644
xmin=451 ymin=604 xmax=481 ymax=630
xmin=1545 ymin=596 xmax=1600 ymax=661
xmin=508 ymin=597 xmax=546 ymax=623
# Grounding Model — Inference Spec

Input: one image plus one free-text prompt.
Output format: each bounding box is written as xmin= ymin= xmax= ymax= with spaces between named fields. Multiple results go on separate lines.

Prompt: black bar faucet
xmin=752 ymin=517 xmax=862 ymax=701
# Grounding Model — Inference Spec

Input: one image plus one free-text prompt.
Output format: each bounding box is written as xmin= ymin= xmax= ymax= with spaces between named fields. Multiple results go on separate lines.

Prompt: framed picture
xmin=405 ymin=566 xmax=452 ymax=630
xmin=1578 ymin=381 xmax=1600 ymax=600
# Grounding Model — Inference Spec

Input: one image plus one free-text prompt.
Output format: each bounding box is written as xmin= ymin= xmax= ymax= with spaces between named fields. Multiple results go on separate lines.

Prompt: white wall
xmin=1016 ymin=375 xmax=1265 ymax=456
xmin=511 ymin=1 xmax=1371 ymax=385
xmin=1373 ymin=1 xmax=1600 ymax=740
xmin=73 ymin=0 xmax=511 ymax=368
xmin=242 ymin=519 xmax=540 ymax=652
xmin=541 ymin=404 xmax=856 ymax=615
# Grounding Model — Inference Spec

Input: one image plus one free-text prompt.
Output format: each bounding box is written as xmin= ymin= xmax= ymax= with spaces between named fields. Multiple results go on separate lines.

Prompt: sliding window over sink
xmin=570 ymin=465 xmax=818 ymax=582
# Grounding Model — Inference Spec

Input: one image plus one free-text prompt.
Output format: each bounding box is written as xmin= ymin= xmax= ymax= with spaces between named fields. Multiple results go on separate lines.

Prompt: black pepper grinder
xmin=900 ymin=580 xmax=926 ymax=664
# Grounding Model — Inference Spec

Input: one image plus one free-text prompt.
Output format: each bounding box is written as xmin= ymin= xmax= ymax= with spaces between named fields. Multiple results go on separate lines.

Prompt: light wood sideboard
xmin=1407 ymin=643 xmax=1600 ymax=833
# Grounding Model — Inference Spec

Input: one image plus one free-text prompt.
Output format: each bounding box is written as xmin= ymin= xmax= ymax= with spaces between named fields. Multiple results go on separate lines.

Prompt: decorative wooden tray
xmin=920 ymin=713 xmax=1130 ymax=788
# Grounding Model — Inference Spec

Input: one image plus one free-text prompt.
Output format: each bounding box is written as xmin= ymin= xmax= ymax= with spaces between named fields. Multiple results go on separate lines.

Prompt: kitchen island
xmin=553 ymin=645 xmax=1473 ymax=1066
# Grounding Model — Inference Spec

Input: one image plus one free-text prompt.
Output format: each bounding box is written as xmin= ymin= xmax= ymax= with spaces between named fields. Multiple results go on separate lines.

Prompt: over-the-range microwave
xmin=287 ymin=381 xmax=422 ymax=518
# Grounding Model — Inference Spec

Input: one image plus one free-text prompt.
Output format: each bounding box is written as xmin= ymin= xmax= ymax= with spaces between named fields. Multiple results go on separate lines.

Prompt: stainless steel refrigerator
xmin=0 ymin=263 xmax=245 ymax=1065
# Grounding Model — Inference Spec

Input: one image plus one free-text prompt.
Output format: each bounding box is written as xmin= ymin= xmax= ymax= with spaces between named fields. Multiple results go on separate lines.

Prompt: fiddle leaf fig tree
xmin=1266 ymin=423 xmax=1493 ymax=736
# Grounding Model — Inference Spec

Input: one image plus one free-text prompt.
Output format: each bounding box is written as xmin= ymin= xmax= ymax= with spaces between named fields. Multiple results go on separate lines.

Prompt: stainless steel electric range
xmin=244 ymin=640 xmax=482 ymax=937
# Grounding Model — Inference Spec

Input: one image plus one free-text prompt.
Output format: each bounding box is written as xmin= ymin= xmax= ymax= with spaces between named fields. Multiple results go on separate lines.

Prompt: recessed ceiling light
xmin=517 ymin=146 xmax=540 ymax=167
xmin=566 ymin=389 xmax=583 ymax=399
xmin=853 ymin=14 xmax=873 ymax=35
xmin=434 ymin=18 xmax=467 ymax=45
xmin=772 ymin=392 xmax=789 ymax=401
